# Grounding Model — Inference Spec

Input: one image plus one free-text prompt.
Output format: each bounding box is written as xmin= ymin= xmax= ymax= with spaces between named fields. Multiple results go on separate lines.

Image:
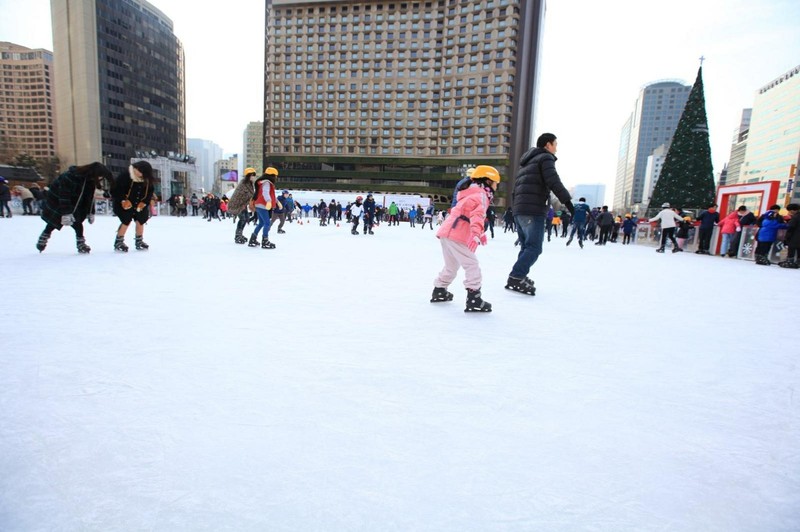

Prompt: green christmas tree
xmin=648 ymin=67 xmax=716 ymax=214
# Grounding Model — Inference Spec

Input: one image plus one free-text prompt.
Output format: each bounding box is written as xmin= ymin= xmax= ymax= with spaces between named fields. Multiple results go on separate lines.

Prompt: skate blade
xmin=465 ymin=307 xmax=492 ymax=312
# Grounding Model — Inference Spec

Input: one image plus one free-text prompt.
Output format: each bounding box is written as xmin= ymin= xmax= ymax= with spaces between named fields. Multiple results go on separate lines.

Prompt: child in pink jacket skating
xmin=431 ymin=165 xmax=500 ymax=312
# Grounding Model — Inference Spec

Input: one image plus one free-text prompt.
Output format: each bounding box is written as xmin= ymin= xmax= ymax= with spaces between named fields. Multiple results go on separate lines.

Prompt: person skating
xmin=272 ymin=190 xmax=290 ymax=234
xmin=110 ymin=161 xmax=156 ymax=251
xmin=249 ymin=167 xmax=279 ymax=249
xmin=695 ymin=203 xmax=719 ymax=254
xmin=779 ymin=203 xmax=800 ymax=268
xmin=649 ymin=203 xmax=684 ymax=253
xmin=227 ymin=167 xmax=257 ymax=244
xmin=595 ymin=206 xmax=614 ymax=245
xmin=566 ymin=197 xmax=591 ymax=248
xmin=431 ymin=165 xmax=500 ymax=312
xmin=621 ymin=214 xmax=636 ymax=244
xmin=754 ymin=204 xmax=786 ymax=265
xmin=421 ymin=204 xmax=434 ymax=230
xmin=36 ymin=162 xmax=113 ymax=253
xmin=506 ymin=133 xmax=574 ymax=296
xmin=0 ymin=178 xmax=11 ymax=218
xmin=350 ymin=195 xmax=364 ymax=234
xmin=363 ymin=193 xmax=376 ymax=235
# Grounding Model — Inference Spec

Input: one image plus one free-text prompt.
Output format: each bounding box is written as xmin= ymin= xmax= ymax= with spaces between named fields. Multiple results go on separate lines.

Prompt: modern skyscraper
xmin=0 ymin=42 xmax=58 ymax=162
xmin=721 ymin=108 xmax=751 ymax=187
xmin=243 ymin=121 xmax=263 ymax=173
xmin=263 ymin=0 xmax=545 ymax=205
xmin=188 ymin=138 xmax=224 ymax=192
xmin=50 ymin=0 xmax=185 ymax=175
xmin=614 ymin=80 xmax=690 ymax=212
xmin=738 ymin=65 xmax=800 ymax=204
xmin=571 ymin=184 xmax=606 ymax=209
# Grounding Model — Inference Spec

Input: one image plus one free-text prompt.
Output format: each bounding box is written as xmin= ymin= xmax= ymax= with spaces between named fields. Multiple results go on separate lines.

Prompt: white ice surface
xmin=1 ymin=214 xmax=798 ymax=531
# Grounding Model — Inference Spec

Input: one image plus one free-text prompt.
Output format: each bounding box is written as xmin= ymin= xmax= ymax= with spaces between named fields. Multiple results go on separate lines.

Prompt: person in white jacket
xmin=350 ymin=196 xmax=364 ymax=235
xmin=649 ymin=202 xmax=684 ymax=253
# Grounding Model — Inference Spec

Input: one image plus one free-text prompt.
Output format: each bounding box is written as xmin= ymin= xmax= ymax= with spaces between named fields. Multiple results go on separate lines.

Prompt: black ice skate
xmin=234 ymin=234 xmax=247 ymax=244
xmin=36 ymin=232 xmax=51 ymax=252
xmin=248 ymin=234 xmax=259 ymax=247
xmin=778 ymin=259 xmax=799 ymax=269
xmin=672 ymin=246 xmax=681 ymax=253
xmin=135 ymin=236 xmax=149 ymax=251
xmin=368 ymin=230 xmax=374 ymax=235
xmin=114 ymin=236 xmax=129 ymax=252
xmin=755 ymin=254 xmax=771 ymax=266
xmin=76 ymin=237 xmax=91 ymax=254
xmin=277 ymin=229 xmax=286 ymax=234
xmin=465 ymin=288 xmax=492 ymax=312
xmin=430 ymin=287 xmax=454 ymax=303
xmin=505 ymin=276 xmax=535 ymax=296
xmin=261 ymin=237 xmax=276 ymax=249
xmin=655 ymin=248 xmax=665 ymax=253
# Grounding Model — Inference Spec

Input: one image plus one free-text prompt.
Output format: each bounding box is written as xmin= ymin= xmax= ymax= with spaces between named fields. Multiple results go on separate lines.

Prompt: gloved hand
xmin=121 ymin=199 xmax=133 ymax=210
xmin=136 ymin=202 xmax=146 ymax=212
xmin=736 ymin=227 xmax=741 ymax=232
xmin=467 ymin=234 xmax=487 ymax=252
xmin=61 ymin=214 xmax=75 ymax=226
xmin=88 ymin=213 xmax=95 ymax=224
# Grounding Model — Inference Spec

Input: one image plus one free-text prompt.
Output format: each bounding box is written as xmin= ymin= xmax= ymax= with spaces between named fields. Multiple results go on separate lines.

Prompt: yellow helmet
xmin=470 ymin=165 xmax=501 ymax=183
xmin=244 ymin=167 xmax=256 ymax=176
xmin=264 ymin=167 xmax=279 ymax=176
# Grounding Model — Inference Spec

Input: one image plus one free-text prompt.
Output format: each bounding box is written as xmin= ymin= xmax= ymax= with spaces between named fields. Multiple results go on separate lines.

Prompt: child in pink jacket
xmin=717 ymin=209 xmax=741 ymax=257
xmin=431 ymin=165 xmax=500 ymax=312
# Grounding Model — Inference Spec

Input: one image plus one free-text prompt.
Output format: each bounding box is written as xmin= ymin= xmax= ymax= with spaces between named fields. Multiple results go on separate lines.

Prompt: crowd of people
xmin=9 ymin=133 xmax=799 ymax=311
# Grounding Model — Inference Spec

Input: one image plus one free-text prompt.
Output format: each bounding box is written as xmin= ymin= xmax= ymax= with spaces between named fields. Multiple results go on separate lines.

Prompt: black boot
xmin=430 ymin=287 xmax=454 ymax=303
xmin=465 ymin=288 xmax=492 ymax=312
xmin=135 ymin=236 xmax=149 ymax=251
xmin=76 ymin=237 xmax=91 ymax=254
xmin=36 ymin=231 xmax=51 ymax=252
xmin=234 ymin=231 xmax=247 ymax=244
xmin=755 ymin=254 xmax=771 ymax=265
xmin=505 ymin=276 xmax=535 ymax=295
xmin=655 ymin=248 xmax=665 ymax=253
xmin=248 ymin=234 xmax=259 ymax=247
xmin=114 ymin=236 xmax=128 ymax=252
xmin=261 ymin=237 xmax=276 ymax=249
xmin=672 ymin=246 xmax=681 ymax=253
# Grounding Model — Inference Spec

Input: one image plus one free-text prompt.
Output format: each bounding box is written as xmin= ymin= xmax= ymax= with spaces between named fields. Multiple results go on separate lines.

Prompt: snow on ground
xmin=1 ymin=213 xmax=798 ymax=531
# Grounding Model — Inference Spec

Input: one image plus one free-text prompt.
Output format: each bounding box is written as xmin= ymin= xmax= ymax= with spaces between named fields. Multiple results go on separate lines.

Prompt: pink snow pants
xmin=434 ymin=238 xmax=482 ymax=290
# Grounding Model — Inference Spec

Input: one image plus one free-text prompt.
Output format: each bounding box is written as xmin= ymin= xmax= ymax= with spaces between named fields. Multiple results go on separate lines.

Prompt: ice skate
xmin=430 ymin=287 xmax=454 ymax=303
xmin=778 ymin=259 xmax=799 ymax=269
xmin=505 ymin=276 xmax=535 ymax=296
xmin=368 ymin=230 xmax=374 ymax=235
xmin=114 ymin=236 xmax=128 ymax=252
xmin=248 ymin=234 xmax=259 ymax=247
xmin=465 ymin=288 xmax=492 ymax=312
xmin=672 ymin=246 xmax=681 ymax=253
xmin=277 ymin=229 xmax=286 ymax=234
xmin=135 ymin=236 xmax=149 ymax=251
xmin=351 ymin=229 xmax=359 ymax=235
xmin=76 ymin=237 xmax=91 ymax=254
xmin=755 ymin=254 xmax=771 ymax=266
xmin=36 ymin=232 xmax=50 ymax=252
xmin=234 ymin=234 xmax=247 ymax=244
xmin=566 ymin=238 xmax=572 ymax=246
xmin=261 ymin=237 xmax=276 ymax=249
xmin=655 ymin=248 xmax=665 ymax=253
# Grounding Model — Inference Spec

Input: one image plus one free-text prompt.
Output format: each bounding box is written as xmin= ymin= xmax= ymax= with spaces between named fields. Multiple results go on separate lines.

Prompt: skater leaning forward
xmin=228 ymin=167 xmax=257 ymax=244
xmin=36 ymin=162 xmax=113 ymax=253
xmin=248 ymin=167 xmax=279 ymax=249
xmin=111 ymin=161 xmax=156 ymax=252
xmin=431 ymin=165 xmax=500 ymax=312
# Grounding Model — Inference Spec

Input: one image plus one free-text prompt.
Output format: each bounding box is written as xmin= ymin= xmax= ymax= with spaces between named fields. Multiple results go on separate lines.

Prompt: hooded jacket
xmin=717 ymin=211 xmax=741 ymax=234
xmin=756 ymin=211 xmax=786 ymax=242
xmin=436 ymin=184 xmax=488 ymax=248
xmin=512 ymin=147 xmax=572 ymax=217
xmin=649 ymin=208 xmax=683 ymax=229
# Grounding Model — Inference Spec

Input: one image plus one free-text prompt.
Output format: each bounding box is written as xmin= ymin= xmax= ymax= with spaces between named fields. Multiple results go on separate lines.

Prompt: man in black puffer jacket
xmin=506 ymin=133 xmax=573 ymax=295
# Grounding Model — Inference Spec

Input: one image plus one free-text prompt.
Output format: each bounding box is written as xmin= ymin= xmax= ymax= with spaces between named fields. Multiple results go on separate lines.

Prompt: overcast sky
xmin=2 ymin=0 xmax=798 ymax=202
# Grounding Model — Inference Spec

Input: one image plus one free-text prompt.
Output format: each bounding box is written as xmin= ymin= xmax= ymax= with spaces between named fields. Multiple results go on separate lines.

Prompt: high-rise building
xmin=188 ymin=138 xmax=224 ymax=192
xmin=614 ymin=80 xmax=690 ymax=212
xmin=722 ymin=108 xmax=751 ymax=187
xmin=50 ymin=0 xmax=185 ymax=175
xmin=642 ymin=143 xmax=668 ymax=205
xmin=263 ymin=0 xmax=545 ymax=205
xmin=0 ymin=42 xmax=58 ymax=162
xmin=214 ymin=154 xmax=238 ymax=196
xmin=738 ymin=65 xmax=800 ymax=204
xmin=243 ymin=121 xmax=263 ymax=173
xmin=571 ymin=184 xmax=606 ymax=210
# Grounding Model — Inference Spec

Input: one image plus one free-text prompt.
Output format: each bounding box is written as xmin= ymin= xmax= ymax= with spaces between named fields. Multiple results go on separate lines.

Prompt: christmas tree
xmin=647 ymin=67 xmax=716 ymax=214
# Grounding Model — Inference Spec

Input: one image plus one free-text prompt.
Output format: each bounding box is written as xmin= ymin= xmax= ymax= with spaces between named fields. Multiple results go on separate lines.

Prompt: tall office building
xmin=571 ymin=184 xmax=605 ymax=209
xmin=214 ymin=154 xmax=238 ymax=196
xmin=243 ymin=121 xmax=263 ymax=173
xmin=263 ymin=0 xmax=545 ymax=205
xmin=0 ymin=42 xmax=58 ymax=162
xmin=50 ymin=0 xmax=185 ymax=175
xmin=738 ymin=65 xmax=800 ymax=204
xmin=614 ymin=80 xmax=690 ymax=212
xmin=642 ymin=143 xmax=668 ymax=204
xmin=722 ymin=109 xmax=751 ymax=187
xmin=188 ymin=138 xmax=224 ymax=192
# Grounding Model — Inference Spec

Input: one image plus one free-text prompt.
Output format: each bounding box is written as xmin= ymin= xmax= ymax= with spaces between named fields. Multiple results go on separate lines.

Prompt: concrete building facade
xmin=614 ymin=80 xmax=690 ymax=212
xmin=243 ymin=121 xmax=263 ymax=173
xmin=0 ymin=42 xmax=58 ymax=162
xmin=263 ymin=0 xmax=545 ymax=205
xmin=50 ymin=0 xmax=185 ymax=175
xmin=722 ymin=108 xmax=752 ymax=187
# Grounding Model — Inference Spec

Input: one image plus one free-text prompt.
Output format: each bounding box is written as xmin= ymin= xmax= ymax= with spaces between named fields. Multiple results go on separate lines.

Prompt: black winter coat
xmin=785 ymin=211 xmax=800 ymax=249
xmin=0 ymin=183 xmax=10 ymax=201
xmin=40 ymin=167 xmax=97 ymax=229
xmin=111 ymin=169 xmax=153 ymax=216
xmin=512 ymin=147 xmax=572 ymax=216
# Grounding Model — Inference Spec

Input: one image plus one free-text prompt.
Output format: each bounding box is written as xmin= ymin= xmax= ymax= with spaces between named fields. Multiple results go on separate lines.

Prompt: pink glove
xmin=479 ymin=234 xmax=488 ymax=246
xmin=736 ymin=227 xmax=741 ymax=232
xmin=468 ymin=236 xmax=481 ymax=252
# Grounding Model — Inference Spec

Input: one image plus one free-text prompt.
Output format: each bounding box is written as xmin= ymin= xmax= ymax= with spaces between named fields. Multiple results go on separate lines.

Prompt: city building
xmin=738 ymin=64 xmax=800 ymax=204
xmin=642 ymin=143 xmax=668 ymax=206
xmin=263 ymin=0 xmax=546 ymax=205
xmin=50 ymin=0 xmax=186 ymax=176
xmin=188 ymin=138 xmax=224 ymax=192
xmin=0 ymin=42 xmax=58 ymax=162
xmin=214 ymin=154 xmax=239 ymax=196
xmin=243 ymin=121 xmax=263 ymax=173
xmin=571 ymin=184 xmax=606 ymax=210
xmin=614 ymin=80 xmax=690 ymax=212
xmin=721 ymin=108 xmax=751 ymax=187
